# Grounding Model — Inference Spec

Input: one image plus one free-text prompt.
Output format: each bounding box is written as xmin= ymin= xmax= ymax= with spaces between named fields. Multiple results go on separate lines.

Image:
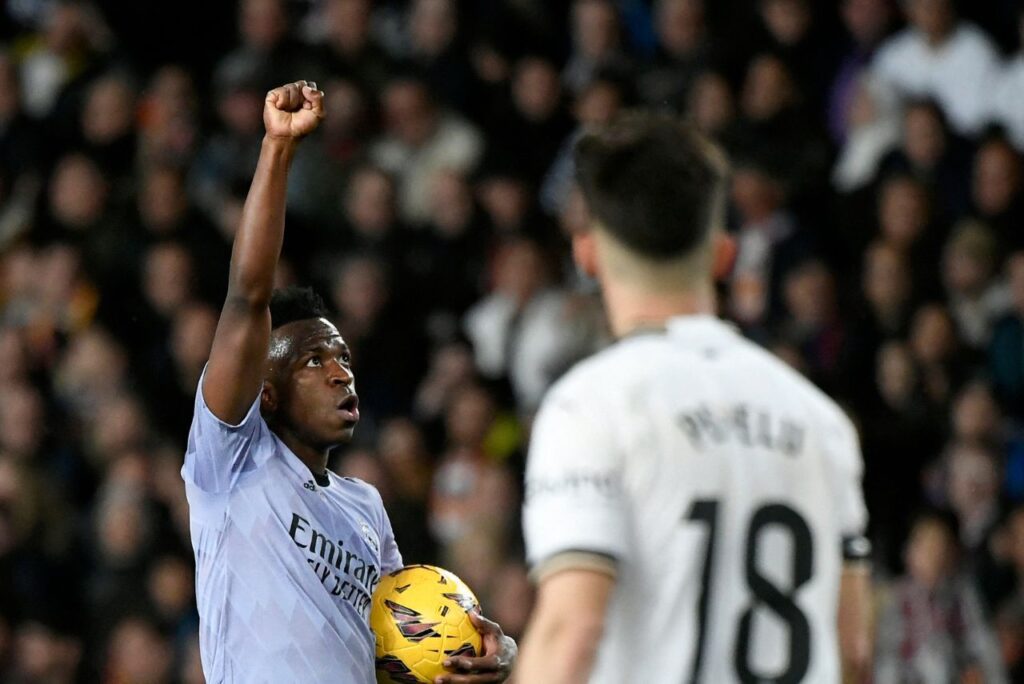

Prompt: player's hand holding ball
xmin=371 ymin=565 xmax=516 ymax=683
xmin=263 ymin=80 xmax=324 ymax=141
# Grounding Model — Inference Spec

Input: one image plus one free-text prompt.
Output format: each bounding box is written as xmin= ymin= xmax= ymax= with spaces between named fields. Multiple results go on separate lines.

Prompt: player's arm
xmin=515 ymin=567 xmax=613 ymax=683
xmin=838 ymin=561 xmax=872 ymax=684
xmin=202 ymin=80 xmax=324 ymax=424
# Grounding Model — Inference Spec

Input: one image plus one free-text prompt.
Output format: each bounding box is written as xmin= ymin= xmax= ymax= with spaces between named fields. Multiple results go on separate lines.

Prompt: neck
xmin=602 ymin=278 xmax=716 ymax=337
xmin=272 ymin=423 xmax=330 ymax=476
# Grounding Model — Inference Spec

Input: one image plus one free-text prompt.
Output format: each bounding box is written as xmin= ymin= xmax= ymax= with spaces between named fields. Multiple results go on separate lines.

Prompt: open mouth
xmin=337 ymin=394 xmax=360 ymax=423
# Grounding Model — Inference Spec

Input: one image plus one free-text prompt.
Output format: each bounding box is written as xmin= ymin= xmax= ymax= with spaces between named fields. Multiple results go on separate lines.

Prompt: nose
xmin=328 ymin=360 xmax=354 ymax=387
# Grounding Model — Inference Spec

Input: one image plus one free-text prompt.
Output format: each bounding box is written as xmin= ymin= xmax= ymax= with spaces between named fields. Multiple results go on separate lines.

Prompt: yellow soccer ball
xmin=371 ymin=564 xmax=483 ymax=684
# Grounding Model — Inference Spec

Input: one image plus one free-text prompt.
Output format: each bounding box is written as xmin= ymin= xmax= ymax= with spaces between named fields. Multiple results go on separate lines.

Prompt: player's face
xmin=270 ymin=318 xmax=360 ymax=448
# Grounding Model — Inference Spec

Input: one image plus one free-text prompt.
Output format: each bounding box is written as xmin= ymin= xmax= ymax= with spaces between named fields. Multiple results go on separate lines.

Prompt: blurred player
xmin=516 ymin=113 xmax=872 ymax=683
xmin=181 ymin=80 xmax=515 ymax=683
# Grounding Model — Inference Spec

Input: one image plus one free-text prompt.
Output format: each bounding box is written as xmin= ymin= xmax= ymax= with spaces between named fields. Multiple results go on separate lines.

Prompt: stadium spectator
xmin=872 ymin=0 xmax=1000 ymax=136
xmin=875 ymin=510 xmax=1005 ymax=683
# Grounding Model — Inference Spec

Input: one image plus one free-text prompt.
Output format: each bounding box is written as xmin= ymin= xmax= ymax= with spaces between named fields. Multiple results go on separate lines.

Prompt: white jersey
xmin=182 ymin=371 xmax=403 ymax=683
xmin=523 ymin=316 xmax=867 ymax=684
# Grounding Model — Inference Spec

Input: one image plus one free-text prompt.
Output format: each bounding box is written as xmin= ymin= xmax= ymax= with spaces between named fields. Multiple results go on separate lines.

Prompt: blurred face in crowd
xmin=863 ymin=242 xmax=911 ymax=317
xmin=143 ymin=242 xmax=194 ymax=319
xmin=783 ymin=261 xmax=835 ymax=327
xmin=241 ymin=0 xmax=287 ymax=49
xmin=445 ymin=384 xmax=496 ymax=450
xmin=83 ymin=74 xmax=136 ymax=145
xmin=217 ymin=85 xmax=264 ymax=137
xmin=876 ymin=342 xmax=916 ymax=408
xmin=879 ymin=176 xmax=928 ymax=250
xmin=325 ymin=0 xmax=371 ymax=53
xmin=171 ymin=303 xmax=218 ymax=383
xmin=479 ymin=176 xmax=530 ymax=231
xmin=742 ymin=54 xmax=795 ymax=121
xmin=90 ymin=395 xmax=148 ymax=459
xmin=383 ymin=81 xmax=436 ymax=147
xmin=906 ymin=0 xmax=954 ymax=43
xmin=139 ymin=167 xmax=188 ymax=234
xmin=55 ymin=328 xmax=128 ymax=407
xmin=903 ymin=103 xmax=946 ymax=170
xmin=842 ymin=0 xmax=891 ymax=47
xmin=96 ymin=489 xmax=150 ymax=565
xmin=942 ymin=223 xmax=995 ymax=297
xmin=656 ymin=0 xmax=705 ymax=56
xmin=948 ymin=445 xmax=1000 ymax=524
xmin=346 ymin=167 xmax=396 ymax=237
xmin=13 ymin=622 xmax=81 ymax=684
xmin=106 ymin=618 xmax=173 ymax=684
xmin=429 ymin=170 xmax=474 ymax=237
xmin=759 ymin=0 xmax=811 ymax=46
xmin=493 ymin=239 xmax=548 ymax=305
xmin=148 ymin=555 xmax=194 ymax=621
xmin=322 ymin=78 xmax=367 ymax=137
xmin=905 ymin=517 xmax=957 ymax=589
xmin=731 ymin=166 xmax=783 ymax=222
xmin=973 ymin=140 xmax=1021 ymax=217
xmin=688 ymin=71 xmax=735 ymax=137
xmin=335 ymin=448 xmax=389 ymax=493
xmin=573 ymin=0 xmax=620 ymax=59
xmin=0 ymin=383 xmax=45 ymax=459
xmin=513 ymin=57 xmax=562 ymax=122
xmin=0 ymin=327 xmax=29 ymax=386
xmin=952 ymin=382 xmax=1000 ymax=443
xmin=574 ymin=79 xmax=622 ymax=127
xmin=411 ymin=0 xmax=457 ymax=58
xmin=379 ymin=418 xmax=433 ymax=500
xmin=49 ymin=155 xmax=108 ymax=229
xmin=333 ymin=256 xmax=388 ymax=327
xmin=909 ymin=304 xmax=955 ymax=364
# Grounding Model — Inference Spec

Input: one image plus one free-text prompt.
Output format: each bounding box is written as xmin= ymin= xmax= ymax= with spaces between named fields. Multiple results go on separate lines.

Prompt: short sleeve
xmin=522 ymin=387 xmax=628 ymax=571
xmin=379 ymin=507 xmax=404 ymax=575
xmin=823 ymin=410 xmax=870 ymax=558
xmin=181 ymin=367 xmax=272 ymax=494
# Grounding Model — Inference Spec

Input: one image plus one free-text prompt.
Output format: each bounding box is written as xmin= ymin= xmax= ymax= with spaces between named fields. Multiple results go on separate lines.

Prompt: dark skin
xmin=203 ymin=80 xmax=516 ymax=683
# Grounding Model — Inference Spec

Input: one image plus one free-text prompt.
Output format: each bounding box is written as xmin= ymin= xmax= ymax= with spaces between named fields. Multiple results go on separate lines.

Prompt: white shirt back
xmin=523 ymin=316 xmax=867 ymax=683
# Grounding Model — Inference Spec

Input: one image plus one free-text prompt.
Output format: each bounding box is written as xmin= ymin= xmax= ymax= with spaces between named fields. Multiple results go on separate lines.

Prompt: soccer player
xmin=516 ymin=114 xmax=872 ymax=683
xmin=181 ymin=80 xmax=515 ymax=683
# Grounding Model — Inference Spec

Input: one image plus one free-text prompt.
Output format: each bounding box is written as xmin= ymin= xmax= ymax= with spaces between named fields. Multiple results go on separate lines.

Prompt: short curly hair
xmin=269 ymin=286 xmax=330 ymax=329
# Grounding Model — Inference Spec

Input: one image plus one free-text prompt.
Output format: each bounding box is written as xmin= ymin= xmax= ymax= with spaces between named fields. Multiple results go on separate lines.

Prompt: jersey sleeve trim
xmin=199 ymin=369 xmax=262 ymax=430
xmin=530 ymin=549 xmax=618 ymax=584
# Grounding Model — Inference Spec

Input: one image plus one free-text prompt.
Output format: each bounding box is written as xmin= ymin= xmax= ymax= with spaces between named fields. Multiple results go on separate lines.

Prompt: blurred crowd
xmin=3 ymin=0 xmax=1024 ymax=681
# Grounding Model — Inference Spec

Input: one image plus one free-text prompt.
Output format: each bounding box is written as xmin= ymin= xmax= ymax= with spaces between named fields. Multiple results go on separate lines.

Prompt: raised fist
xmin=264 ymin=80 xmax=324 ymax=140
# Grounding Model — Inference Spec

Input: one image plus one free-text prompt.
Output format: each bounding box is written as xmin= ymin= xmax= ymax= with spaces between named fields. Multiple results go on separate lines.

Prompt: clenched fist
xmin=264 ymin=80 xmax=324 ymax=140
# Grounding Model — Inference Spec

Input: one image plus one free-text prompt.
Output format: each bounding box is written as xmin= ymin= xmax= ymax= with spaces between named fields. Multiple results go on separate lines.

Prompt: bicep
xmin=203 ymin=298 xmax=272 ymax=425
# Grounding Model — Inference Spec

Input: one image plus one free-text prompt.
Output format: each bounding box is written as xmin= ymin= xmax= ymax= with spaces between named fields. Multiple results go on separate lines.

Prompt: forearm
xmin=227 ymin=135 xmax=297 ymax=306
xmin=517 ymin=616 xmax=602 ymax=683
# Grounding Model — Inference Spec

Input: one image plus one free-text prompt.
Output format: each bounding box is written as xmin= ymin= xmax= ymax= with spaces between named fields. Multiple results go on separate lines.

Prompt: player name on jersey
xmin=288 ymin=512 xmax=381 ymax=618
xmin=677 ymin=402 xmax=806 ymax=456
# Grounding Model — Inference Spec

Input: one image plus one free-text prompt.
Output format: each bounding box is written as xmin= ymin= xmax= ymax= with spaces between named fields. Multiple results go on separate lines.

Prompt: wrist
xmin=261 ymin=135 xmax=300 ymax=158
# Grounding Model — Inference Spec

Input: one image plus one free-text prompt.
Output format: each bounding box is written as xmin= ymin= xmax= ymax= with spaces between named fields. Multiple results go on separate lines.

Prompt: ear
xmin=712 ymin=232 xmax=737 ymax=282
xmin=572 ymin=231 xmax=599 ymax=279
xmin=260 ymin=381 xmax=278 ymax=414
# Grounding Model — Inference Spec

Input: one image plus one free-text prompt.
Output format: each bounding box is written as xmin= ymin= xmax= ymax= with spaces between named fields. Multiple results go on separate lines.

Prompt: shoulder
xmin=873 ymin=28 xmax=920 ymax=65
xmin=336 ymin=476 xmax=385 ymax=504
xmin=954 ymin=23 xmax=998 ymax=55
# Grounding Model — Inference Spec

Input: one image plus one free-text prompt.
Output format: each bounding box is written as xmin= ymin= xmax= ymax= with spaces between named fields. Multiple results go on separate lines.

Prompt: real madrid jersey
xmin=522 ymin=315 xmax=868 ymax=684
xmin=182 ymin=371 xmax=403 ymax=683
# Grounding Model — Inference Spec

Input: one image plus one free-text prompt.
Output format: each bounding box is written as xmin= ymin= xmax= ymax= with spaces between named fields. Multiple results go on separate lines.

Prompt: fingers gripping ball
xmin=371 ymin=565 xmax=483 ymax=683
